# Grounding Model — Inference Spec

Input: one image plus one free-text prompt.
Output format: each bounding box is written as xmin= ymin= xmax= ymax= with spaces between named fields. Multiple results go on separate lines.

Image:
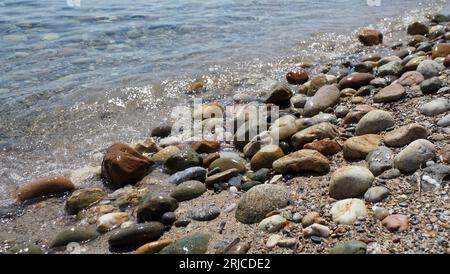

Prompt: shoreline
xmin=1 ymin=9 xmax=450 ymax=254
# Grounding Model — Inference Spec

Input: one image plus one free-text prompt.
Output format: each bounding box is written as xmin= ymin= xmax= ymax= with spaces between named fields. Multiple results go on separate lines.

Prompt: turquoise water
xmin=0 ymin=0 xmax=448 ymax=200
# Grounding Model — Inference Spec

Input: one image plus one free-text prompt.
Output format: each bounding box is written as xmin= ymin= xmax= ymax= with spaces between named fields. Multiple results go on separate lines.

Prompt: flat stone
xmin=303 ymin=85 xmax=340 ymax=117
xmin=420 ymin=99 xmax=450 ymax=117
xmin=329 ymin=240 xmax=367 ymax=254
xmin=108 ymin=222 xmax=165 ymax=248
xmin=382 ymin=214 xmax=409 ymax=232
xmin=330 ymin=199 xmax=367 ymax=225
xmin=167 ymin=167 xmax=207 ymax=185
xmin=343 ymin=134 xmax=382 ymax=161
xmin=50 ymin=226 xmax=99 ymax=248
xmin=383 ymin=123 xmax=428 ymax=147
xmin=65 ymin=188 xmax=107 ymax=215
xmin=291 ymin=122 xmax=338 ymax=150
xmin=188 ymin=205 xmax=221 ymax=221
xmin=272 ymin=149 xmax=330 ymax=174
xmin=373 ymin=84 xmax=405 ymax=103
xmin=170 ymin=180 xmax=206 ymax=201
xmin=396 ymin=71 xmax=424 ymax=86
xmin=159 ymin=233 xmax=211 ymax=254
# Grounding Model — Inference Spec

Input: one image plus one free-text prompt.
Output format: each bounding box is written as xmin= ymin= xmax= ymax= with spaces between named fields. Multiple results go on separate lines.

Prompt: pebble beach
xmin=0 ymin=2 xmax=449 ymax=255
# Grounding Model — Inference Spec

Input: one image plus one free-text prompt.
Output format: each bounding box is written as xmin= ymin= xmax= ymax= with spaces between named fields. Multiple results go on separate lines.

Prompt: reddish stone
xmin=16 ymin=176 xmax=75 ymax=202
xmin=191 ymin=140 xmax=220 ymax=153
xmin=303 ymin=139 xmax=342 ymax=156
xmin=101 ymin=143 xmax=153 ymax=189
xmin=444 ymin=54 xmax=450 ymax=68
xmin=438 ymin=144 xmax=450 ymax=163
xmin=358 ymin=29 xmax=383 ymax=46
xmin=339 ymin=73 xmax=375 ymax=89
xmin=286 ymin=69 xmax=309 ymax=85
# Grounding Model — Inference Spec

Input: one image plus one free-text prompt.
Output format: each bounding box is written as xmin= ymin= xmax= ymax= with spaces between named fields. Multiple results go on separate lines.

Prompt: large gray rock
xmin=235 ymin=184 xmax=290 ymax=224
xmin=420 ymin=99 xmax=450 ymax=117
xmin=329 ymin=166 xmax=374 ymax=199
xmin=366 ymin=146 xmax=394 ymax=176
xmin=355 ymin=110 xmax=395 ymax=136
xmin=416 ymin=60 xmax=444 ymax=79
xmin=394 ymin=139 xmax=435 ymax=174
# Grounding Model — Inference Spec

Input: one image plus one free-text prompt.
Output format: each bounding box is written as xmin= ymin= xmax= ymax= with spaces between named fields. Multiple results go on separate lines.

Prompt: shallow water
xmin=0 ymin=0 xmax=448 ymax=201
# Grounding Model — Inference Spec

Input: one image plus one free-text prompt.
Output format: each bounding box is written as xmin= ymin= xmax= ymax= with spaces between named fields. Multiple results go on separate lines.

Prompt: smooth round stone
xmin=247 ymin=168 xmax=271 ymax=183
xmin=377 ymin=61 xmax=402 ymax=77
xmin=272 ymin=149 xmax=330 ymax=174
xmin=6 ymin=243 xmax=45 ymax=254
xmin=65 ymin=188 xmax=107 ymax=215
xmin=407 ymin=22 xmax=429 ymax=35
xmin=167 ymin=167 xmax=207 ymax=185
xmin=235 ymin=184 xmax=290 ymax=224
xmin=417 ymin=60 xmax=444 ymax=79
xmin=188 ymin=205 xmax=220 ymax=221
xmin=240 ymin=181 xmax=262 ymax=191
xmin=343 ymin=104 xmax=374 ymax=124
xmin=373 ymin=206 xmax=390 ymax=220
xmin=291 ymin=122 xmax=339 ymax=150
xmin=286 ymin=69 xmax=309 ymax=85
xmin=193 ymin=102 xmax=224 ymax=120
xmin=170 ymin=180 xmax=206 ymax=202
xmin=161 ymin=212 xmax=176 ymax=225
xmin=354 ymin=62 xmax=373 ymax=73
xmin=303 ymin=139 xmax=342 ymax=156
xmin=290 ymin=94 xmax=309 ymax=108
xmin=258 ymin=215 xmax=287 ymax=232
xmin=429 ymin=25 xmax=445 ymax=39
xmin=270 ymin=115 xmax=298 ymax=140
xmin=378 ymin=56 xmax=402 ymax=66
xmin=355 ymin=110 xmax=395 ymax=136
xmin=165 ymin=149 xmax=202 ymax=173
xmin=404 ymin=56 xmax=427 ymax=71
xmin=343 ymin=134 xmax=382 ymax=161
xmin=151 ymin=125 xmax=172 ymax=138
xmin=394 ymin=139 xmax=436 ymax=174
xmin=303 ymin=223 xmax=330 ymax=238
xmin=420 ymin=77 xmax=443 ymax=94
xmin=96 ymin=212 xmax=129 ymax=233
xmin=301 ymin=212 xmax=324 ymax=227
xmin=432 ymin=43 xmax=450 ymax=59
xmin=250 ymin=145 xmax=284 ymax=171
xmin=382 ymin=214 xmax=409 ymax=232
xmin=265 ymin=82 xmax=293 ymax=104
xmin=15 ymin=176 xmax=75 ymax=202
xmin=108 ymin=222 xmax=165 ymax=248
xmin=396 ymin=71 xmax=424 ymax=86
xmin=150 ymin=146 xmax=180 ymax=163
xmin=330 ymin=199 xmax=367 ymax=225
xmin=339 ymin=73 xmax=375 ymax=89
xmin=295 ymin=113 xmax=337 ymax=130
xmin=159 ymin=233 xmax=211 ymax=254
xmin=437 ymin=114 xmax=450 ymax=127
xmin=329 ymin=240 xmax=367 ymax=254
xmin=362 ymin=53 xmax=381 ymax=62
xmin=50 ymin=226 xmax=99 ymax=248
xmin=135 ymin=239 xmax=174 ymax=254
xmin=383 ymin=123 xmax=428 ymax=147
xmin=329 ymin=166 xmax=374 ymax=199
xmin=205 ymin=168 xmax=239 ymax=186
xmin=292 ymin=212 xmax=302 ymax=223
xmin=209 ymin=158 xmax=246 ymax=174
xmin=303 ymin=85 xmax=340 ymax=117
xmin=373 ymin=84 xmax=405 ymax=103
xmin=366 ymin=146 xmax=394 ymax=176
xmin=444 ymin=55 xmax=450 ymax=67
xmin=310 ymin=236 xmax=322 ymax=244
xmin=420 ymin=99 xmax=450 ymax=117
xmin=174 ymin=219 xmax=191 ymax=227
xmin=379 ymin=168 xmax=402 ymax=179
xmin=364 ymin=186 xmax=390 ymax=203
xmin=137 ymin=193 xmax=178 ymax=222
xmin=370 ymin=77 xmax=388 ymax=87
xmin=335 ymin=105 xmax=349 ymax=118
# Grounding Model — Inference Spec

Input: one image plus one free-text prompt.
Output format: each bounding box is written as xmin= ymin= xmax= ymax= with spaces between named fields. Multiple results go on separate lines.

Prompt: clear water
xmin=0 ymin=0 xmax=448 ymax=201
